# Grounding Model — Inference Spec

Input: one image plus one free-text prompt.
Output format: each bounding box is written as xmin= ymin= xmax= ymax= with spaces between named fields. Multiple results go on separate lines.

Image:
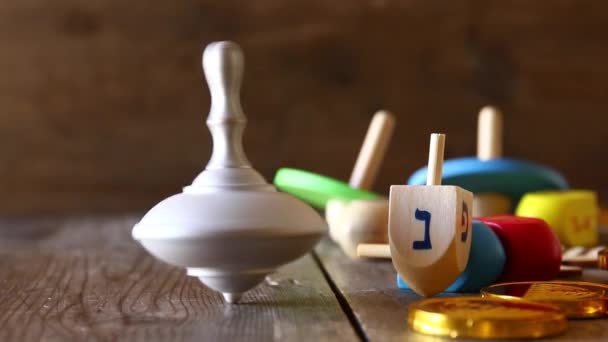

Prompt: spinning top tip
xmin=222 ymin=292 xmax=243 ymax=304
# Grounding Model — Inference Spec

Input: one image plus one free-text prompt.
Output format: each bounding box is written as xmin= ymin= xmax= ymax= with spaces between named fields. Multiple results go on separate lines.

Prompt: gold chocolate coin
xmin=482 ymin=281 xmax=608 ymax=318
xmin=408 ymin=296 xmax=567 ymax=339
xmin=599 ymin=248 xmax=608 ymax=270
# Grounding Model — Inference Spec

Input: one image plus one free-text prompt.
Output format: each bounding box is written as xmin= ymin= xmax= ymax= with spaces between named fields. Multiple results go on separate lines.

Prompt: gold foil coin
xmin=481 ymin=281 xmax=608 ymax=318
xmin=408 ymin=296 xmax=567 ymax=339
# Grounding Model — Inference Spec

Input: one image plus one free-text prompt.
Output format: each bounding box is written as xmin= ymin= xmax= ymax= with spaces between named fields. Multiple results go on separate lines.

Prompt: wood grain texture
xmin=315 ymin=238 xmax=608 ymax=342
xmin=0 ymin=216 xmax=358 ymax=341
xmin=1 ymin=0 xmax=608 ymax=215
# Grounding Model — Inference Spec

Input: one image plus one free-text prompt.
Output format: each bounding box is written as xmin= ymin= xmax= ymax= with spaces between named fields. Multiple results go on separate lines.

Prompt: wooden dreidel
xmin=132 ymin=41 xmax=326 ymax=304
xmin=516 ymin=190 xmax=599 ymax=247
xmin=389 ymin=133 xmax=473 ymax=296
xmin=476 ymin=216 xmax=562 ymax=283
xmin=273 ymin=110 xmax=394 ymax=209
xmin=407 ymin=106 xmax=568 ymax=216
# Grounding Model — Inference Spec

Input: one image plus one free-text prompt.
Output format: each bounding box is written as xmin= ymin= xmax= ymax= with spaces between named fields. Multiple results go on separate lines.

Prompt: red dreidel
xmin=476 ymin=215 xmax=562 ymax=282
xmin=389 ymin=134 xmax=473 ymax=296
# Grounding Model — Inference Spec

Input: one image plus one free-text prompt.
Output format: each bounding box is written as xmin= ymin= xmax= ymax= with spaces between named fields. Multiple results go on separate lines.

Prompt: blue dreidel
xmin=407 ymin=107 xmax=568 ymax=216
xmin=397 ymin=220 xmax=506 ymax=293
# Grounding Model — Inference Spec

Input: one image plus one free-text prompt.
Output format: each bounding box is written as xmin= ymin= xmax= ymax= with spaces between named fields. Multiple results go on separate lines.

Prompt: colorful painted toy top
xmin=274 ymin=111 xmax=396 ymax=258
xmin=274 ymin=110 xmax=394 ymax=209
xmin=407 ymin=107 xmax=568 ymax=216
xmin=132 ymin=41 xmax=326 ymax=304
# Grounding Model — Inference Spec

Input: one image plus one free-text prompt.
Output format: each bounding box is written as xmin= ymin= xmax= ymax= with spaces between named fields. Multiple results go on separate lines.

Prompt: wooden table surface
xmin=0 ymin=216 xmax=607 ymax=341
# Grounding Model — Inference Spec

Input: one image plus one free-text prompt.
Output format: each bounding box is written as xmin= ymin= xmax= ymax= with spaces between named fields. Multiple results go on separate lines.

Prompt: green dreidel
xmin=274 ymin=110 xmax=394 ymax=209
xmin=389 ymin=134 xmax=473 ymax=296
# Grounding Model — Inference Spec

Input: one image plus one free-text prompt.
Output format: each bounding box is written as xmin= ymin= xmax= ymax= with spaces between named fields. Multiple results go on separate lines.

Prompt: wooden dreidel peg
xmin=348 ymin=110 xmax=396 ymax=190
xmin=132 ymin=41 xmax=326 ymax=304
xmin=273 ymin=110 xmax=394 ymax=209
xmin=389 ymin=134 xmax=473 ymax=296
xmin=476 ymin=216 xmax=561 ymax=283
xmin=516 ymin=190 xmax=599 ymax=247
xmin=357 ymin=243 xmax=391 ymax=258
xmin=407 ymin=106 xmax=568 ymax=216
xmin=475 ymin=107 xmax=512 ymax=216
xmin=397 ymin=220 xmax=506 ymax=293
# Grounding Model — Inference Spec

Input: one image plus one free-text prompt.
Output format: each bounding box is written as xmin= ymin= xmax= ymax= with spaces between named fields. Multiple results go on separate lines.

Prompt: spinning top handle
xmin=477 ymin=106 xmax=503 ymax=161
xmin=203 ymin=41 xmax=251 ymax=170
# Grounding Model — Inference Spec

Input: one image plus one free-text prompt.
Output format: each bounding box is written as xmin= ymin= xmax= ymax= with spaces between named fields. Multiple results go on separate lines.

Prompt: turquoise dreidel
xmin=407 ymin=107 xmax=568 ymax=216
xmin=397 ymin=220 xmax=506 ymax=292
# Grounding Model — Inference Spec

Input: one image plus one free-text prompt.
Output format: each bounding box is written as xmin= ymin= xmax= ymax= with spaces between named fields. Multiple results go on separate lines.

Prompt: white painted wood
xmin=477 ymin=106 xmax=503 ymax=160
xmin=562 ymin=245 xmax=607 ymax=266
xmin=357 ymin=243 xmax=390 ymax=259
xmin=586 ymin=246 xmax=606 ymax=257
xmin=473 ymin=193 xmax=512 ymax=217
xmin=389 ymin=133 xmax=473 ymax=296
xmin=133 ymin=41 xmax=326 ymax=303
xmin=348 ymin=110 xmax=395 ymax=190
xmin=562 ymin=246 xmax=586 ymax=259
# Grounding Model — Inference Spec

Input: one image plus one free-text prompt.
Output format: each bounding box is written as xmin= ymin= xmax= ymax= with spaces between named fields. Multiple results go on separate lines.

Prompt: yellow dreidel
xmin=389 ymin=133 xmax=473 ymax=296
xmin=516 ymin=190 xmax=599 ymax=246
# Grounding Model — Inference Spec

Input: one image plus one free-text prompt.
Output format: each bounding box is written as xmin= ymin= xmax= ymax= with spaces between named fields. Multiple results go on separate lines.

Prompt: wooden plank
xmin=0 ymin=216 xmax=358 ymax=341
xmin=315 ymin=238 xmax=608 ymax=342
xmin=1 ymin=1 xmax=608 ymax=215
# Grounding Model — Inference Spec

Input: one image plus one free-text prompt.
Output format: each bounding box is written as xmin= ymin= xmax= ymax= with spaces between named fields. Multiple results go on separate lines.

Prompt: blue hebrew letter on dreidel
xmin=461 ymin=201 xmax=469 ymax=242
xmin=413 ymin=209 xmax=432 ymax=250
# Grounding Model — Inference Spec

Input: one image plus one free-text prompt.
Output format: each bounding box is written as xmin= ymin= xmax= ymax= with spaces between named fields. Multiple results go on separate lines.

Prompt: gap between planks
xmin=311 ymin=251 xmax=368 ymax=342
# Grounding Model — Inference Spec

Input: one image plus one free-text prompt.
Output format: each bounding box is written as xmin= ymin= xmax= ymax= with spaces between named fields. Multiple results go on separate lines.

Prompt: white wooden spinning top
xmin=132 ymin=41 xmax=327 ymax=304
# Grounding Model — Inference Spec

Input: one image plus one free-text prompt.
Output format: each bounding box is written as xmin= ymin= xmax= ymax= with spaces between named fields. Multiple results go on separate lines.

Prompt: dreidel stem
xmin=357 ymin=243 xmax=390 ymax=259
xmin=426 ymin=133 xmax=445 ymax=186
xmin=477 ymin=106 xmax=503 ymax=161
xmin=349 ymin=110 xmax=396 ymax=190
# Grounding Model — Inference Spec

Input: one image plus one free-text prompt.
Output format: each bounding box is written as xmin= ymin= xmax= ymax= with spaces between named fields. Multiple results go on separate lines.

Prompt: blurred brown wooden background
xmin=0 ymin=0 xmax=607 ymax=215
